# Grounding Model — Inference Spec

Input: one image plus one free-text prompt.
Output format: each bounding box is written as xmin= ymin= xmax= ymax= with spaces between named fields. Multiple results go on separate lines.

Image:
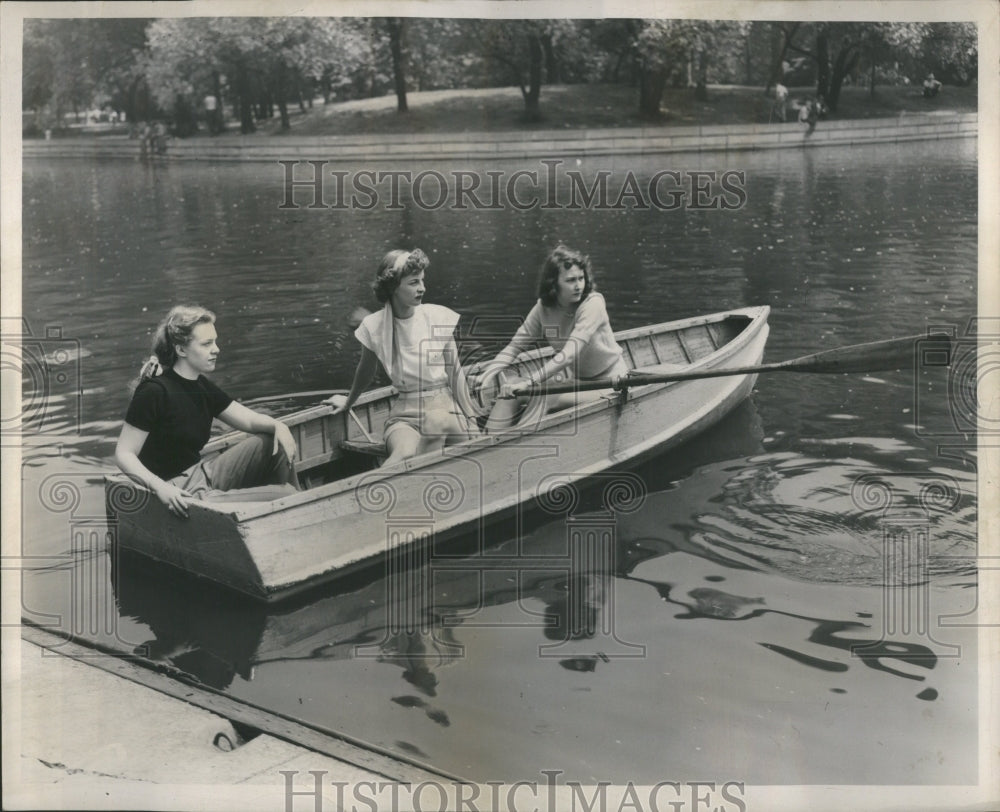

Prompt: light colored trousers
xmin=170 ymin=432 xmax=299 ymax=503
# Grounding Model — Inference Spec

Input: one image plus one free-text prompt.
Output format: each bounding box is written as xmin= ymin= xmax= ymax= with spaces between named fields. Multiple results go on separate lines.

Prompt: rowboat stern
xmin=104 ymin=475 xmax=270 ymax=599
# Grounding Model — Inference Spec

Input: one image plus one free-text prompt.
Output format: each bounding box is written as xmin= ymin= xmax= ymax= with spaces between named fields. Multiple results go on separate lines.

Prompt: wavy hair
xmin=129 ymin=305 xmax=215 ymax=392
xmin=372 ymin=248 xmax=430 ymax=303
xmin=536 ymin=245 xmax=595 ymax=307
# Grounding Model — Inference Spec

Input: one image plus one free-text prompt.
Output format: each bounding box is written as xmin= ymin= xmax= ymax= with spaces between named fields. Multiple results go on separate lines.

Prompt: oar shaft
xmin=519 ymin=333 xmax=950 ymax=396
xmin=523 ymin=369 xmax=752 ymax=397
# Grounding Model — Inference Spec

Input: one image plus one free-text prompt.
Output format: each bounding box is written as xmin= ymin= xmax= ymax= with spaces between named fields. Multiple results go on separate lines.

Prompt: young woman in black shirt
xmin=115 ymin=305 xmax=298 ymax=517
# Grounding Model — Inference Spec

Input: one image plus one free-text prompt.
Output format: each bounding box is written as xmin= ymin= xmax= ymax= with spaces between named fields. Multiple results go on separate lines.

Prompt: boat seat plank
xmin=680 ymin=325 xmax=718 ymax=362
xmin=675 ymin=330 xmax=695 ymax=363
xmin=653 ymin=331 xmax=689 ymax=365
xmin=340 ymin=439 xmax=388 ymax=459
xmin=706 ymin=321 xmax=726 ymax=349
xmin=624 ymin=336 xmax=660 ymax=367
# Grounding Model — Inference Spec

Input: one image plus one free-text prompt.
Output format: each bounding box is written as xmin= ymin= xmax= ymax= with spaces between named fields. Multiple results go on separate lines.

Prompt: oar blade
xmin=786 ymin=333 xmax=953 ymax=374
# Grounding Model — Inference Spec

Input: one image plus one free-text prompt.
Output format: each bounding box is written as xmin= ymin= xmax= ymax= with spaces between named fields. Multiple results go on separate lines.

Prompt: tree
xmin=22 ymin=19 xmax=151 ymax=127
xmin=145 ymin=18 xmax=362 ymax=134
xmin=385 ymin=18 xmax=408 ymax=112
xmin=921 ymin=22 xmax=977 ymax=85
xmin=581 ymin=19 xmax=641 ymax=83
xmin=854 ymin=23 xmax=927 ymax=97
xmin=634 ymin=20 xmax=746 ymax=117
xmin=782 ymin=22 xmax=973 ymax=112
xmin=478 ymin=20 xmax=552 ymax=121
xmin=764 ymin=22 xmax=803 ymax=92
xmin=635 ymin=20 xmax=687 ymax=119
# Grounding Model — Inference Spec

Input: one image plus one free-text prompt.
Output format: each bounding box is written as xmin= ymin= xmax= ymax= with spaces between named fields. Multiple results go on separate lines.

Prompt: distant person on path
xmin=923 ymin=73 xmax=942 ymax=98
xmin=116 ymin=305 xmax=300 ymax=518
xmin=326 ymin=248 xmax=474 ymax=466
xmin=153 ymin=121 xmax=168 ymax=154
xmin=799 ymin=98 xmax=821 ymax=134
xmin=204 ymin=93 xmax=222 ymax=134
xmin=469 ymin=245 xmax=629 ymax=431
xmin=137 ymin=121 xmax=152 ymax=160
xmin=772 ymin=83 xmax=789 ymax=122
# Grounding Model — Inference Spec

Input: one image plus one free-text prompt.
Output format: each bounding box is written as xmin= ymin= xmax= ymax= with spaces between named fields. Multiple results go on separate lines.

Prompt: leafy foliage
xmin=22 ymin=17 xmax=979 ymax=134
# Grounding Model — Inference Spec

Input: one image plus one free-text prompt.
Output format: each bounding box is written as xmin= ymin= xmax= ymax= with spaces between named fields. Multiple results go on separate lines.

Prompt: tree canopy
xmin=22 ymin=17 xmax=978 ymax=132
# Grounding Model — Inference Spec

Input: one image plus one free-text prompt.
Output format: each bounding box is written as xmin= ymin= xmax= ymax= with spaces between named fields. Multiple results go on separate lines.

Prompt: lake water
xmin=17 ymin=137 xmax=979 ymax=786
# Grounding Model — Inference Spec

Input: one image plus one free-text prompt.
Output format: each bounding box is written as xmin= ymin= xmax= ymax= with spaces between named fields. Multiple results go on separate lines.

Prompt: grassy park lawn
xmin=248 ymin=81 xmax=977 ymax=138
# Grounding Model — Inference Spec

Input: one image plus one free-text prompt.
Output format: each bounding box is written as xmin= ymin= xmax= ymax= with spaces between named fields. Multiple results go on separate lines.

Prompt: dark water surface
xmin=19 ymin=138 xmax=978 ymax=784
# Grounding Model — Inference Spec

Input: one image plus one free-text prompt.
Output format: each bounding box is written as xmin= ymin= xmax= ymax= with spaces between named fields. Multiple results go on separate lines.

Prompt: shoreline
xmin=9 ymin=626 xmax=445 ymax=809
xmin=23 ymin=112 xmax=977 ymax=163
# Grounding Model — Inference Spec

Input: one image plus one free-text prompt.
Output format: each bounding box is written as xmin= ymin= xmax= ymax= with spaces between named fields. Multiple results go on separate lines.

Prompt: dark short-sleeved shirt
xmin=124 ymin=368 xmax=233 ymax=480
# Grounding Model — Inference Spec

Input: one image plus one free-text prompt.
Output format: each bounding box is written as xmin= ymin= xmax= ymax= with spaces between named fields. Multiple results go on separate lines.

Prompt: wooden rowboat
xmin=110 ymin=400 xmax=766 ymax=687
xmin=105 ymin=305 xmax=770 ymax=602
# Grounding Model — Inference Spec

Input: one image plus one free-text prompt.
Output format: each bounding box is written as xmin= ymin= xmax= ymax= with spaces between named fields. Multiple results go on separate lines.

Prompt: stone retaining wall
xmin=23 ymin=112 xmax=977 ymax=163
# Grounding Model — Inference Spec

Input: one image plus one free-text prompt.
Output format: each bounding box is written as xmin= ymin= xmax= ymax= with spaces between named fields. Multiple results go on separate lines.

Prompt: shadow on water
xmin=628 ymin=575 xmax=938 ymax=684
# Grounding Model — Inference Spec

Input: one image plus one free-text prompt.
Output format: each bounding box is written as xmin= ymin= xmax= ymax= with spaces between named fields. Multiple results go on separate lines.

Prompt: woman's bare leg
xmin=383 ymin=423 xmax=423 ymax=467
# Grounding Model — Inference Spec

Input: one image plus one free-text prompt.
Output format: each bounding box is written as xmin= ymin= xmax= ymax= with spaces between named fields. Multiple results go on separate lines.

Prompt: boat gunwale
xmin=105 ymin=305 xmax=769 ymax=523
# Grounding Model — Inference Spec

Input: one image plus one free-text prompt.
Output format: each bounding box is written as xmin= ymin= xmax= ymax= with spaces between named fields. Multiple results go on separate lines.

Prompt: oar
xmin=517 ymin=333 xmax=952 ymax=396
xmin=243 ymin=389 xmax=348 ymax=407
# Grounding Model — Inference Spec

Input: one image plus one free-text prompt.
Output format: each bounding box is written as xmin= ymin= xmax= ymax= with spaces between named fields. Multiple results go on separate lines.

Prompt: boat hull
xmin=106 ymin=306 xmax=769 ymax=601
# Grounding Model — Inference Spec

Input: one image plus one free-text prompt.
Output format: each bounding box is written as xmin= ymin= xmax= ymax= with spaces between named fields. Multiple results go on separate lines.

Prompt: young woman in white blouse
xmin=328 ymin=248 xmax=473 ymax=466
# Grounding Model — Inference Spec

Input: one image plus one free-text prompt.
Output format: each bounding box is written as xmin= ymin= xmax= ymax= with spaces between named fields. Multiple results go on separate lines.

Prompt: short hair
xmin=372 ymin=248 xmax=430 ymax=303
xmin=536 ymin=245 xmax=595 ymax=307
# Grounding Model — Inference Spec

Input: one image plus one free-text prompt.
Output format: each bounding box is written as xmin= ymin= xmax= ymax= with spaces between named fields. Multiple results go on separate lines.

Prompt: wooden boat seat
xmin=339 ymin=439 xmax=388 ymax=460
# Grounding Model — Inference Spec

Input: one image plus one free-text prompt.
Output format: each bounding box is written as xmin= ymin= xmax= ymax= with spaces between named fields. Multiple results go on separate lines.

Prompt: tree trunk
xmin=239 ymin=97 xmax=255 ymax=133
xmin=816 ymin=28 xmax=831 ymax=101
xmin=523 ymin=32 xmax=543 ymax=121
xmin=212 ymin=71 xmax=225 ymax=133
xmin=766 ymin=22 xmax=799 ymax=93
xmin=237 ymin=67 xmax=255 ymax=134
xmin=610 ymin=48 xmax=626 ymax=83
xmin=274 ymin=61 xmax=290 ymax=130
xmin=638 ymin=69 xmax=666 ymax=118
xmin=744 ymin=27 xmax=753 ymax=85
xmin=387 ymin=18 xmax=409 ymax=113
xmin=694 ymin=41 xmax=709 ymax=101
xmin=826 ymin=47 xmax=858 ymax=112
xmin=543 ymin=33 xmax=559 ymax=83
xmin=126 ymin=76 xmax=142 ymax=123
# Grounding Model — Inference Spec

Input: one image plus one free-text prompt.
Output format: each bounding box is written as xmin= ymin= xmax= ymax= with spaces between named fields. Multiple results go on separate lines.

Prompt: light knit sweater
xmin=495 ymin=292 xmax=624 ymax=381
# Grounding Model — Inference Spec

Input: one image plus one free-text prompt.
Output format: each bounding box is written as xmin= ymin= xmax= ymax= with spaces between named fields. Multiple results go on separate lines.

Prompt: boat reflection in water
xmin=111 ymin=399 xmax=767 ymax=690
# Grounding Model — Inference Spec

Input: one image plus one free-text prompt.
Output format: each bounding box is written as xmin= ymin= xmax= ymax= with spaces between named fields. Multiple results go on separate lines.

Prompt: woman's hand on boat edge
xmin=324 ymin=393 xmax=349 ymax=415
xmin=154 ymin=481 xmax=193 ymax=518
xmin=272 ymin=421 xmax=298 ymax=460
